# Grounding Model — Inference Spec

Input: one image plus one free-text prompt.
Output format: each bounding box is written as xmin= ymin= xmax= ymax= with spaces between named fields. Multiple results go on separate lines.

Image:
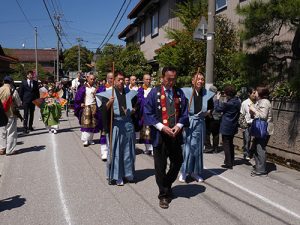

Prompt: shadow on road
xmin=172 ymin=184 xmax=206 ymax=199
xmin=266 ymin=162 xmax=277 ymax=173
xmin=234 ymin=157 xmax=252 ymax=166
xmin=0 ymin=195 xmax=26 ymax=212
xmin=13 ymin=145 xmax=46 ymax=155
xmin=202 ymin=168 xmax=227 ymax=180
xmin=134 ymin=168 xmax=155 ymax=182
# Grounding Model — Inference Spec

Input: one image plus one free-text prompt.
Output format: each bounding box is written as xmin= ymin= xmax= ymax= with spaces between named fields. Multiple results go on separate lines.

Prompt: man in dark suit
xmin=19 ymin=70 xmax=39 ymax=133
xmin=144 ymin=67 xmax=189 ymax=209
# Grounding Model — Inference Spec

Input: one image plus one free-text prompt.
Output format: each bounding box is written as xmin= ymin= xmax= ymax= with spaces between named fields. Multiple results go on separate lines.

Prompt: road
xmin=0 ymin=111 xmax=299 ymax=225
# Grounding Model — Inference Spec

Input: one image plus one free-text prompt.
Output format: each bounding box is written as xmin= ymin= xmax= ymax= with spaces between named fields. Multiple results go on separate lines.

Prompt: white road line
xmin=52 ymin=134 xmax=72 ymax=225
xmin=206 ymin=167 xmax=300 ymax=220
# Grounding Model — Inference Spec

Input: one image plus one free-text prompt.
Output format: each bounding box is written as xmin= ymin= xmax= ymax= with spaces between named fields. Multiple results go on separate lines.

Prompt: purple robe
xmin=74 ymin=85 xmax=103 ymax=133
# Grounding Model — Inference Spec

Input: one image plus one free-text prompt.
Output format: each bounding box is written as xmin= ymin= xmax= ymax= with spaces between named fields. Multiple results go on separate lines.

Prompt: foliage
xmin=116 ymin=43 xmax=151 ymax=80
xmin=236 ymin=0 xmax=300 ymax=99
xmin=156 ymin=0 xmax=241 ymax=88
xmin=63 ymin=45 xmax=93 ymax=73
xmin=95 ymin=44 xmax=124 ymax=80
xmin=95 ymin=43 xmax=150 ymax=80
xmin=9 ymin=62 xmax=51 ymax=81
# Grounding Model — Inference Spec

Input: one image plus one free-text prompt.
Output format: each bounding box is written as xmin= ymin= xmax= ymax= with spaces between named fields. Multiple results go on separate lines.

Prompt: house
xmin=119 ymin=0 xmax=186 ymax=70
xmin=5 ymin=48 xmax=58 ymax=74
xmin=0 ymin=45 xmax=18 ymax=80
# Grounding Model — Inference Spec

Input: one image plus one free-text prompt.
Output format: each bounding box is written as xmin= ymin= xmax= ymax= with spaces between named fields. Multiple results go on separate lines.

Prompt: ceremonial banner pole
xmin=108 ymin=62 xmax=115 ymax=184
xmin=188 ymin=67 xmax=200 ymax=112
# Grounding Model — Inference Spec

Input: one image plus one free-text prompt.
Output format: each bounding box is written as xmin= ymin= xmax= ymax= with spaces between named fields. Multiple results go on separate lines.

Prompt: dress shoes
xmin=159 ymin=198 xmax=169 ymax=209
xmin=221 ymin=164 xmax=233 ymax=169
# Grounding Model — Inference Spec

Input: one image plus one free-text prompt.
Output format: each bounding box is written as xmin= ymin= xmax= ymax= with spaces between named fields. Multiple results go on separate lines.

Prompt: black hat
xmin=3 ymin=76 xmax=13 ymax=83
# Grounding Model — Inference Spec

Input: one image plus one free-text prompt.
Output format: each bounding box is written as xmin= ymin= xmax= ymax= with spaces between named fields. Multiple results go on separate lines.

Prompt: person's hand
xmin=106 ymin=96 xmax=115 ymax=109
xmin=249 ymin=104 xmax=256 ymax=115
xmin=80 ymin=103 xmax=85 ymax=108
xmin=171 ymin=125 xmax=181 ymax=137
xmin=162 ymin=126 xmax=174 ymax=137
xmin=216 ymin=92 xmax=221 ymax=100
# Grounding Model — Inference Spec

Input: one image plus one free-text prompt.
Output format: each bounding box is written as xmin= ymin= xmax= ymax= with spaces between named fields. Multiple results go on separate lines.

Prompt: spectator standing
xmin=240 ymin=87 xmax=257 ymax=159
xmin=19 ymin=71 xmax=39 ymax=133
xmin=249 ymin=87 xmax=273 ymax=176
xmin=215 ymin=85 xmax=241 ymax=169
xmin=0 ymin=76 xmax=22 ymax=155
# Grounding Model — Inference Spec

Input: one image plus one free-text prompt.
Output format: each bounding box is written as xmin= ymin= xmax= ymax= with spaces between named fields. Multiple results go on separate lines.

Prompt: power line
xmin=97 ymin=0 xmax=127 ymax=49
xmin=15 ymin=0 xmax=48 ymax=48
xmin=15 ymin=0 xmax=34 ymax=27
xmin=103 ymin=0 xmax=132 ymax=47
xmin=42 ymin=0 xmax=65 ymax=49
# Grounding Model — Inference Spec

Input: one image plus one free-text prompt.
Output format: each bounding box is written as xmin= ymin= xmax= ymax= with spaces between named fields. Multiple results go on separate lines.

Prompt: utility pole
xmin=77 ymin=38 xmax=83 ymax=72
xmin=54 ymin=13 xmax=61 ymax=82
xmin=205 ymin=0 xmax=216 ymax=89
xmin=34 ymin=27 xmax=38 ymax=81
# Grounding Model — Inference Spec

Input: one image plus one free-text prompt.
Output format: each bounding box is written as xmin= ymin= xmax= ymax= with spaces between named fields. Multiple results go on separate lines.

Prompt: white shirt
xmin=154 ymin=86 xmax=183 ymax=131
xmin=85 ymin=86 xmax=96 ymax=106
xmin=240 ymin=98 xmax=255 ymax=124
xmin=71 ymin=78 xmax=79 ymax=91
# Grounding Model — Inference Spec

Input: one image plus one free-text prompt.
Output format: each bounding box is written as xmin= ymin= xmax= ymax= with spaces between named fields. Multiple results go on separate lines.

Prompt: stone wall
xmin=234 ymin=99 xmax=300 ymax=170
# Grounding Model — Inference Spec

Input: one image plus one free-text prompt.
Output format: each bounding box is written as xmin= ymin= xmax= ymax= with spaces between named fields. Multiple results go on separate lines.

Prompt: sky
xmin=0 ymin=0 xmax=139 ymax=52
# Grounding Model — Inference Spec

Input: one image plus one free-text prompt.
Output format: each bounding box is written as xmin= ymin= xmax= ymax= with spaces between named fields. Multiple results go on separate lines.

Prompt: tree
xmin=10 ymin=62 xmax=50 ymax=81
xmin=95 ymin=44 xmax=123 ymax=79
xmin=117 ymin=43 xmax=151 ymax=79
xmin=236 ymin=0 xmax=300 ymax=98
xmin=157 ymin=0 xmax=241 ymax=88
xmin=63 ymin=45 xmax=93 ymax=73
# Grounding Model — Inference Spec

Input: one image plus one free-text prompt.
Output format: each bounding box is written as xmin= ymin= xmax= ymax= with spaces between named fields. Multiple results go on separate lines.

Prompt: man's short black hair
xmin=161 ymin=67 xmax=177 ymax=77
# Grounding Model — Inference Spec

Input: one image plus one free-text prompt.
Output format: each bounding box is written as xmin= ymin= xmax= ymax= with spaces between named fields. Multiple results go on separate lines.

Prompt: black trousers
xmin=23 ymin=102 xmax=35 ymax=129
xmin=153 ymin=134 xmax=183 ymax=199
xmin=222 ymin=135 xmax=235 ymax=167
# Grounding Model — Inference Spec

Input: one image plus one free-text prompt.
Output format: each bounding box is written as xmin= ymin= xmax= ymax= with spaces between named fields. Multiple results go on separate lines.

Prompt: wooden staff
xmin=108 ymin=62 xmax=115 ymax=184
xmin=188 ymin=67 xmax=200 ymax=112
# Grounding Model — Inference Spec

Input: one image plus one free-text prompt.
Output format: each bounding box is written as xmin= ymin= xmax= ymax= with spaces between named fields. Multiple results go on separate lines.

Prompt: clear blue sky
xmin=0 ymin=0 xmax=139 ymax=51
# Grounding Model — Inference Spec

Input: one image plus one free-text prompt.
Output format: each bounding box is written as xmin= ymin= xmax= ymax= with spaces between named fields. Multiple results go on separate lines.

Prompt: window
xmin=151 ymin=10 xmax=159 ymax=37
xmin=140 ymin=22 xmax=145 ymax=43
xmin=216 ymin=0 xmax=227 ymax=11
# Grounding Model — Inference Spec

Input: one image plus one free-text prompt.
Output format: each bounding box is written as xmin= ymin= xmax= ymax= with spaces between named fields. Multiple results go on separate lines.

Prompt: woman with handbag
xmin=249 ymin=87 xmax=273 ymax=176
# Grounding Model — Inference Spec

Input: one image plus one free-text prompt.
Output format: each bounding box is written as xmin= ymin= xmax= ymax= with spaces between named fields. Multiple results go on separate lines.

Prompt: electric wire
xmin=97 ymin=0 xmax=127 ymax=49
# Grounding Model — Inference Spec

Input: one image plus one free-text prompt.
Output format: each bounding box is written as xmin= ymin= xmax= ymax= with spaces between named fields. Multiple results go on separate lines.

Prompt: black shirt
xmin=115 ymin=88 xmax=127 ymax=116
xmin=194 ymin=89 xmax=203 ymax=114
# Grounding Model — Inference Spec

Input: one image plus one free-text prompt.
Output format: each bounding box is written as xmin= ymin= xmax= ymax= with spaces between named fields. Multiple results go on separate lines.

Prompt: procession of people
xmin=0 ymin=67 xmax=274 ymax=209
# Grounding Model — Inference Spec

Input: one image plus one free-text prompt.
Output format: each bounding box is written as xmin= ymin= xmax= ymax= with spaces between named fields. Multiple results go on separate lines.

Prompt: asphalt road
xmin=0 ymin=111 xmax=299 ymax=225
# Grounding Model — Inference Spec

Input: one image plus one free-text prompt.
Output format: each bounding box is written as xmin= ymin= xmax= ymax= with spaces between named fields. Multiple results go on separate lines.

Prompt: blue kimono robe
xmin=181 ymin=87 xmax=214 ymax=175
xmin=96 ymin=89 xmax=137 ymax=181
xmin=143 ymin=86 xmax=189 ymax=147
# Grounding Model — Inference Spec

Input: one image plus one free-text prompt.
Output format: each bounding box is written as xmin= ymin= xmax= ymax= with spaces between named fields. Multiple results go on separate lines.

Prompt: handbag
xmin=250 ymin=118 xmax=268 ymax=139
xmin=238 ymin=113 xmax=249 ymax=129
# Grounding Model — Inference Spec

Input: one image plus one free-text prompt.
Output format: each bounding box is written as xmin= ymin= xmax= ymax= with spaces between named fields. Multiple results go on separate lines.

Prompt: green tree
xmin=95 ymin=44 xmax=123 ymax=79
xmin=63 ymin=45 xmax=93 ymax=73
xmin=117 ymin=43 xmax=151 ymax=79
xmin=157 ymin=0 xmax=241 ymax=88
xmin=237 ymin=0 xmax=300 ymax=98
xmin=10 ymin=62 xmax=50 ymax=81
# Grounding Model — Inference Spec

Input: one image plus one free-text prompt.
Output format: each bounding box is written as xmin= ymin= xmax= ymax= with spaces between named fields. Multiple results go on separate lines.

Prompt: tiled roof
xmin=7 ymin=49 xmax=57 ymax=62
xmin=0 ymin=55 xmax=18 ymax=63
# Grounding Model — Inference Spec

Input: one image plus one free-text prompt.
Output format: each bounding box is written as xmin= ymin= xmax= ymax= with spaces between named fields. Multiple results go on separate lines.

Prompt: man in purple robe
xmin=74 ymin=73 xmax=102 ymax=147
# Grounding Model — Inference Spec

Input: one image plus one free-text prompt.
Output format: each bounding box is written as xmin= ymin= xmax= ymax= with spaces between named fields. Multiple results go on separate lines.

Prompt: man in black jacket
xmin=19 ymin=71 xmax=39 ymax=133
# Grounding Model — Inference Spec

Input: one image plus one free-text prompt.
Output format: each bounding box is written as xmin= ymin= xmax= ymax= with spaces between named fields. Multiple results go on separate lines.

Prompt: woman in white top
xmin=249 ymin=87 xmax=274 ymax=176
